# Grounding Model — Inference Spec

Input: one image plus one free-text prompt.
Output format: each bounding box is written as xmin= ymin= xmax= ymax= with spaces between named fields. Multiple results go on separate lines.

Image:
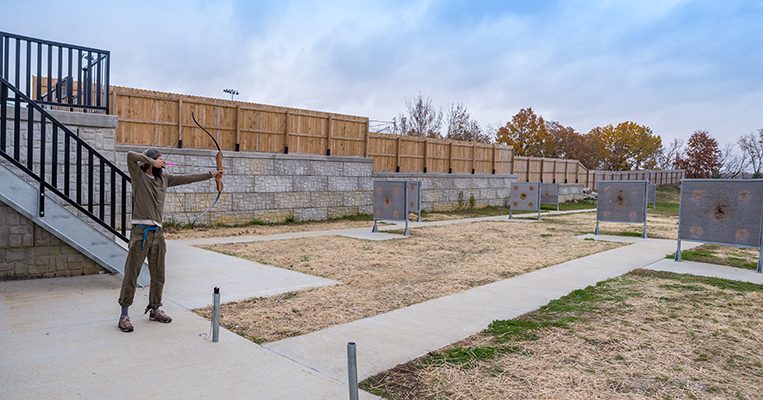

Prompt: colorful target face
xmin=510 ymin=182 xmax=540 ymax=211
xmin=373 ymin=181 xmax=407 ymax=221
xmin=678 ymin=180 xmax=763 ymax=247
xmin=596 ymin=181 xmax=647 ymax=223
xmin=540 ymin=183 xmax=559 ymax=206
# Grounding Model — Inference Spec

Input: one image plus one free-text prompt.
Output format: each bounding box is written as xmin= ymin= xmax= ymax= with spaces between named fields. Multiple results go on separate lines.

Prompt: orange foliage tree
xmin=677 ymin=130 xmax=722 ymax=178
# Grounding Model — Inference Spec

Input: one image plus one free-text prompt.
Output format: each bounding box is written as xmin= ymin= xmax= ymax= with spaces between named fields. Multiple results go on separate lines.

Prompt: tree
xmin=592 ymin=122 xmax=662 ymax=170
xmin=544 ymin=121 xmax=578 ymax=159
xmin=656 ymin=138 xmax=683 ymax=170
xmin=718 ymin=142 xmax=748 ymax=179
xmin=677 ymin=130 xmax=722 ymax=178
xmin=737 ymin=130 xmax=763 ymax=178
xmin=496 ymin=108 xmax=549 ymax=156
xmin=392 ymin=95 xmax=443 ymax=138
xmin=445 ymin=103 xmax=491 ymax=143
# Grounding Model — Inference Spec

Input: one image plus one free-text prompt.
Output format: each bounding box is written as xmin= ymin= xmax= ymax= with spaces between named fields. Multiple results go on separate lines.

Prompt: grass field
xmin=362 ymin=270 xmax=763 ymax=399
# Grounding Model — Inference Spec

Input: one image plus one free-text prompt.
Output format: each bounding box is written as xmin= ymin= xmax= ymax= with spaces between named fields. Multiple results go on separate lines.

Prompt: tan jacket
xmin=126 ymin=151 xmax=210 ymax=225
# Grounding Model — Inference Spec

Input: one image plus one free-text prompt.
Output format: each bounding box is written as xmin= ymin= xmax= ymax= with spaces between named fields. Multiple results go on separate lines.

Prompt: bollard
xmin=347 ymin=342 xmax=359 ymax=400
xmin=212 ymin=287 xmax=221 ymax=343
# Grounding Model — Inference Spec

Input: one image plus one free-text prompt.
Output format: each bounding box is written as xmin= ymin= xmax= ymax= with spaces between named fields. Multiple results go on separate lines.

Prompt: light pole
xmin=223 ymin=88 xmax=239 ymax=101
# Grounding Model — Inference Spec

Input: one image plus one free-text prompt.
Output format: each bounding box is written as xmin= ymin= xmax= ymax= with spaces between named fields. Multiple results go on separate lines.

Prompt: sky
xmin=3 ymin=0 xmax=762 ymax=145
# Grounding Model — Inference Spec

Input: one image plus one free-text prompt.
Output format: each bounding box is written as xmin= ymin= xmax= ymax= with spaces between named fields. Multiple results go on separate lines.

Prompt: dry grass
xmin=164 ymin=219 xmax=373 ymax=240
xmin=363 ymin=270 xmax=763 ymax=400
xmin=676 ymin=244 xmax=760 ymax=270
xmin=553 ymin=211 xmax=679 ymax=240
xmin=197 ymin=214 xmax=620 ymax=343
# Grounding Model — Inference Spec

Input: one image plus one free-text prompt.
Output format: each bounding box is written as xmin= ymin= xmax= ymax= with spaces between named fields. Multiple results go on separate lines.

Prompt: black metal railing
xmin=1 ymin=77 xmax=129 ymax=241
xmin=0 ymin=31 xmax=110 ymax=112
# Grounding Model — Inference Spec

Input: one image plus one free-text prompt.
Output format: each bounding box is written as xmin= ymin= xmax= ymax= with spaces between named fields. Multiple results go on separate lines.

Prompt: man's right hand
xmin=153 ymin=159 xmax=167 ymax=169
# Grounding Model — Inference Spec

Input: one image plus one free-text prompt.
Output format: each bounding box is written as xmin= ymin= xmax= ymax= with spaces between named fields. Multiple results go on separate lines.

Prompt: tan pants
xmin=118 ymin=225 xmax=166 ymax=308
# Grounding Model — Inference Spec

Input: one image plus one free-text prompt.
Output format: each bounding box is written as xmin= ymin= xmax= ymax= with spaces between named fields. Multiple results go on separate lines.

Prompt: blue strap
xmin=137 ymin=224 xmax=160 ymax=251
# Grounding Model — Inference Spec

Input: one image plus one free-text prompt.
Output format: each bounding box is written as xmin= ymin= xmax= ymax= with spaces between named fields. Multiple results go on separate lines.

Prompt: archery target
xmin=407 ymin=181 xmax=421 ymax=214
xmin=647 ymin=183 xmax=656 ymax=204
xmin=678 ymin=180 xmax=763 ymax=247
xmin=597 ymin=181 xmax=647 ymax=223
xmin=541 ymin=183 xmax=560 ymax=206
xmin=510 ymin=182 xmax=540 ymax=211
xmin=373 ymin=181 xmax=408 ymax=221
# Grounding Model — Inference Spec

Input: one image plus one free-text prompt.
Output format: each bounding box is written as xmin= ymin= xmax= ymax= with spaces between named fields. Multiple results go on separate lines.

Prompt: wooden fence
xmin=105 ymin=86 xmax=684 ymax=187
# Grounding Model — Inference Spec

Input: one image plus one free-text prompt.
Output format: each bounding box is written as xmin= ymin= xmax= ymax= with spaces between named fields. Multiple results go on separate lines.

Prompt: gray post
xmin=642 ymin=181 xmax=648 ymax=239
xmin=536 ymin=184 xmax=541 ymax=221
xmin=675 ymin=179 xmax=684 ymax=262
xmin=594 ymin=219 xmax=599 ymax=235
xmin=757 ymin=248 xmax=762 ymax=274
xmin=347 ymin=342 xmax=359 ymax=400
xmin=403 ymin=182 xmax=410 ymax=236
xmin=212 ymin=287 xmax=221 ymax=342
xmin=371 ymin=220 xmax=378 ymax=233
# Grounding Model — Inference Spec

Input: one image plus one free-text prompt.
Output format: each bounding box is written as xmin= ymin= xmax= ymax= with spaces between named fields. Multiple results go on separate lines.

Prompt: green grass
xmin=668 ymin=244 xmax=760 ymax=271
xmin=163 ymin=212 xmax=373 ymax=231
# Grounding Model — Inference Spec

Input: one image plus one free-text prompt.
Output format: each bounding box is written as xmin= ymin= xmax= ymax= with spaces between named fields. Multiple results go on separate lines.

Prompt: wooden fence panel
xmin=399 ymin=137 xmax=426 ymax=172
xmin=450 ymin=142 xmax=474 ymax=173
xmin=367 ymin=134 xmax=397 ymax=172
xmin=495 ymin=147 xmax=513 ymax=174
xmin=474 ymin=145 xmax=493 ymax=174
xmin=427 ymin=140 xmax=451 ymax=173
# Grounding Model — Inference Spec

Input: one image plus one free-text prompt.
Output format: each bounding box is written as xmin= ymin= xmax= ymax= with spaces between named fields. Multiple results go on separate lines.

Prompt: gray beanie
xmin=144 ymin=148 xmax=162 ymax=160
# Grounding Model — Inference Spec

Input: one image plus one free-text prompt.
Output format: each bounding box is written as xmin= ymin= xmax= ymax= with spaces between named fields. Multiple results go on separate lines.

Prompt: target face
xmin=510 ymin=182 xmax=540 ymax=211
xmin=373 ymin=181 xmax=407 ymax=221
xmin=596 ymin=181 xmax=647 ymax=223
xmin=407 ymin=181 xmax=421 ymax=213
xmin=540 ymin=183 xmax=559 ymax=206
xmin=678 ymin=180 xmax=763 ymax=247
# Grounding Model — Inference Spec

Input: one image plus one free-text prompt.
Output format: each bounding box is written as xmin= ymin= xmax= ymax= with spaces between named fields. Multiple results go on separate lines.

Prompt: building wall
xmin=0 ymin=203 xmax=105 ymax=280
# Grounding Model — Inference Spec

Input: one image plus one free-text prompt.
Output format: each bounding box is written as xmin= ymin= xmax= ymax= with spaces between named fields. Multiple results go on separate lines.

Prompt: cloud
xmin=3 ymin=0 xmax=762 ymax=144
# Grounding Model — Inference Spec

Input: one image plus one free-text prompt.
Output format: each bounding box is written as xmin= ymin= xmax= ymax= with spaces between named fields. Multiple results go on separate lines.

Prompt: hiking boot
xmin=148 ymin=308 xmax=172 ymax=323
xmin=118 ymin=315 xmax=134 ymax=333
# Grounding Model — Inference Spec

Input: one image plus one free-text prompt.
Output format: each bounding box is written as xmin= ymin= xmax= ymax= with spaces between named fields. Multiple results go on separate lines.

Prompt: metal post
xmin=675 ymin=180 xmax=684 ymax=262
xmin=212 ymin=287 xmax=221 ymax=342
xmin=417 ymin=182 xmax=422 ymax=223
xmin=642 ymin=181 xmax=648 ymax=239
xmin=347 ymin=342 xmax=359 ymax=400
xmin=536 ymin=184 xmax=541 ymax=221
xmin=403 ymin=181 xmax=410 ymax=236
xmin=594 ymin=219 xmax=599 ymax=235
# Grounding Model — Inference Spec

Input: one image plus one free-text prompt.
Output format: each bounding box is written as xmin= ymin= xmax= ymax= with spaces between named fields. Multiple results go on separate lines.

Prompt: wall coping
xmin=6 ymin=106 xmax=117 ymax=129
xmin=116 ymin=145 xmax=373 ymax=164
xmin=373 ymin=172 xmax=518 ymax=179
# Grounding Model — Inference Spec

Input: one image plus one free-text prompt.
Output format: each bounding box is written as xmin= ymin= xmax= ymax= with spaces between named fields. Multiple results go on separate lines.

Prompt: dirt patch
xmin=164 ymin=219 xmax=373 ymax=240
xmin=197 ymin=214 xmax=620 ymax=343
xmin=363 ymin=270 xmax=763 ymax=399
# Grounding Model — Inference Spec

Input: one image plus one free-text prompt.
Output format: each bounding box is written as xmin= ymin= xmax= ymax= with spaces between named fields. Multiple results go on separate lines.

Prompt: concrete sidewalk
xmin=264 ymin=235 xmax=701 ymax=383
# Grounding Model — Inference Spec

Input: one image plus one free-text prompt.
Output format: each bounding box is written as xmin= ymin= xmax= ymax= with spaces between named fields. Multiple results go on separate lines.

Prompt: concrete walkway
xmin=264 ymin=235 xmax=701 ymax=383
xmin=645 ymin=258 xmax=763 ymax=284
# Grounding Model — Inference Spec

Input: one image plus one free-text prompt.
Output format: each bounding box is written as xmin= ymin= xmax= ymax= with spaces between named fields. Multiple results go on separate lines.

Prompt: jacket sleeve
xmin=166 ymin=172 xmax=211 ymax=187
xmin=126 ymin=151 xmax=154 ymax=180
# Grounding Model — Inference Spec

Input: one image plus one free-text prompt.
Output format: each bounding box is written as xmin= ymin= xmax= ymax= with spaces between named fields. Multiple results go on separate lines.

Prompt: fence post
xmin=471 ymin=143 xmax=476 ymax=174
xmin=448 ymin=141 xmax=453 ymax=173
xmin=177 ymin=98 xmax=183 ymax=148
xmin=284 ymin=110 xmax=290 ymax=154
xmin=423 ymin=137 xmax=428 ymax=173
xmin=492 ymin=144 xmax=496 ymax=174
xmin=510 ymin=148 xmax=515 ymax=174
xmin=396 ymin=136 xmax=401 ymax=173
xmin=235 ymin=105 xmax=241 ymax=151
xmin=326 ymin=115 xmax=333 ymax=156
xmin=526 ymin=157 xmax=530 ymax=182
xmin=540 ymin=158 xmax=544 ymax=183
xmin=364 ymin=120 xmax=370 ymax=158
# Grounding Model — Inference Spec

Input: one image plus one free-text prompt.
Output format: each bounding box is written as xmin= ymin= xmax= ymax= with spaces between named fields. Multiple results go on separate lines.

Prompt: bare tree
xmin=656 ymin=138 xmax=683 ymax=170
xmin=392 ymin=95 xmax=443 ymax=138
xmin=737 ymin=130 xmax=763 ymax=178
xmin=718 ymin=142 xmax=748 ymax=179
xmin=445 ymin=103 xmax=491 ymax=143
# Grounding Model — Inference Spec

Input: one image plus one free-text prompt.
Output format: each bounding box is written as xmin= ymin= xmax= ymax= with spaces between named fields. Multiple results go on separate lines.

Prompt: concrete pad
xmin=163 ymin=241 xmax=338 ymax=308
xmin=0 ymin=275 xmax=378 ymax=400
xmin=645 ymin=259 xmax=763 ymax=284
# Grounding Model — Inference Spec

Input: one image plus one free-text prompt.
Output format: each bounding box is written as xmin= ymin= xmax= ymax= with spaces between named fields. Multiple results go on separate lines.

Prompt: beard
xmin=151 ymin=167 xmax=163 ymax=178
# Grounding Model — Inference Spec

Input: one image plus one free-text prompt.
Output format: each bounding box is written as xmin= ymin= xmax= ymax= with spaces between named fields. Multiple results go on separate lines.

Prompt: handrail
xmin=0 ymin=31 xmax=110 ymax=112
xmin=1 ymin=76 xmax=129 ymax=242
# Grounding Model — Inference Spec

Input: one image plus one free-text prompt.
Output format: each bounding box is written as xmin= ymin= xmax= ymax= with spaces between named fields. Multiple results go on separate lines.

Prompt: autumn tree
xmin=496 ymin=108 xmax=549 ymax=156
xmin=592 ymin=122 xmax=662 ymax=170
xmin=677 ymin=130 xmax=722 ymax=178
xmin=445 ymin=103 xmax=491 ymax=143
xmin=392 ymin=95 xmax=443 ymax=138
xmin=656 ymin=138 xmax=683 ymax=170
xmin=718 ymin=142 xmax=748 ymax=179
xmin=544 ymin=121 xmax=578 ymax=159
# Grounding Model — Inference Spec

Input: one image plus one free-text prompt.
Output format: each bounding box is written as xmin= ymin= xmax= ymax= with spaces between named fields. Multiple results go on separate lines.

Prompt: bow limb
xmin=190 ymin=112 xmax=225 ymax=227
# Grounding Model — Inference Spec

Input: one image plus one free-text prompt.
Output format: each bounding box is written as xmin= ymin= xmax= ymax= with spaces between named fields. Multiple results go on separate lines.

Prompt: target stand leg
xmin=371 ymin=220 xmax=378 ymax=233
xmin=675 ymin=240 xmax=682 ymax=262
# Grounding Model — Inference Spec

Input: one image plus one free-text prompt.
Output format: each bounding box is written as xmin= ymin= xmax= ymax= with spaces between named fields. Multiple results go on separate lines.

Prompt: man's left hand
xmin=210 ymin=170 xmax=223 ymax=179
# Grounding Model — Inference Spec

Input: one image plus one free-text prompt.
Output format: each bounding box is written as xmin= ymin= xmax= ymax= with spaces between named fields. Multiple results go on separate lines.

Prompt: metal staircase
xmin=0 ymin=32 xmax=148 ymax=286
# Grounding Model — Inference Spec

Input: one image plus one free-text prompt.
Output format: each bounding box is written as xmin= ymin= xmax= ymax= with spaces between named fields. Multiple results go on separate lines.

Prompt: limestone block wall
xmin=373 ymin=173 xmax=519 ymax=211
xmin=559 ymin=184 xmax=589 ymax=202
xmin=115 ymin=146 xmax=374 ymax=224
xmin=0 ymin=203 xmax=105 ymax=280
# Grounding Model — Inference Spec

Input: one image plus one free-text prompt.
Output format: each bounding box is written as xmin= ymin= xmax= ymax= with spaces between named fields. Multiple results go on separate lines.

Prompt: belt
xmin=136 ymin=224 xmax=160 ymax=251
